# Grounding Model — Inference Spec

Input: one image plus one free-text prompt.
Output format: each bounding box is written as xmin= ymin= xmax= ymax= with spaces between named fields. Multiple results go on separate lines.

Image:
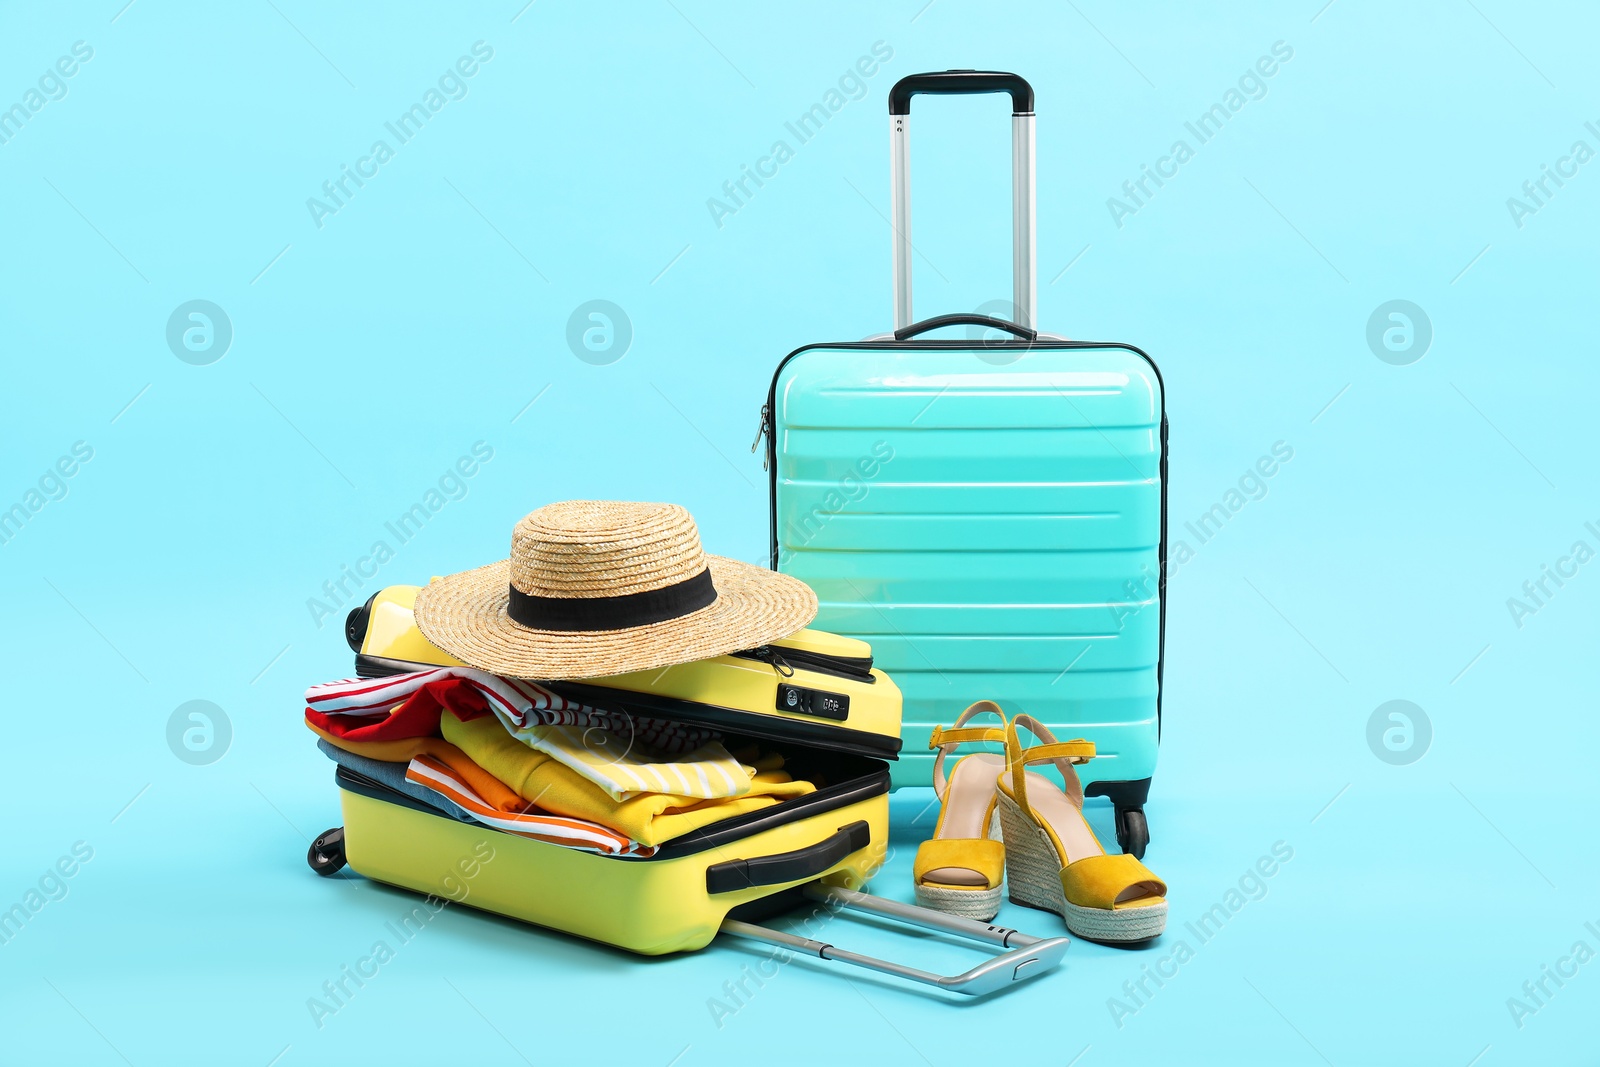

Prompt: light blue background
xmin=3 ymin=1 xmax=1596 ymax=1064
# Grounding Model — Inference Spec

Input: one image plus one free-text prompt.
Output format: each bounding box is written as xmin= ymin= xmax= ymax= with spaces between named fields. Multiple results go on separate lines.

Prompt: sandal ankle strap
xmin=1013 ymin=739 xmax=1095 ymax=766
xmin=928 ymin=724 xmax=1006 ymax=748
xmin=930 ymin=700 xmax=1008 ymax=799
xmin=1004 ymin=714 xmax=1095 ymax=814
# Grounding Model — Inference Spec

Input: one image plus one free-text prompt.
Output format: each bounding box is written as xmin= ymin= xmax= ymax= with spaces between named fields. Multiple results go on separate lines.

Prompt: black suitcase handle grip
xmin=893 ymin=313 xmax=1038 ymax=342
xmin=705 ymin=821 xmax=870 ymax=894
xmin=344 ymin=591 xmax=380 ymax=653
xmin=889 ymin=70 xmax=1034 ymax=115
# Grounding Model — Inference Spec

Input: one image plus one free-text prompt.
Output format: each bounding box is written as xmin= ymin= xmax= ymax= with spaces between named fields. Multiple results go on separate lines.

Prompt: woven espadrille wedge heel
xmin=912 ymin=702 xmax=1009 ymax=921
xmin=996 ymin=714 xmax=1167 ymax=943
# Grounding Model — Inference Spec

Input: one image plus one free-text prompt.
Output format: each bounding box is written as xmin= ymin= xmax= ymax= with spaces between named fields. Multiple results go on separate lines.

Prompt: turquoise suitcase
xmin=758 ymin=71 xmax=1165 ymax=857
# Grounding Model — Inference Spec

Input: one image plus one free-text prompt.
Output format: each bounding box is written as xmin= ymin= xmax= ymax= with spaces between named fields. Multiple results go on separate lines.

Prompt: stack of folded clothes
xmin=304 ymin=666 xmax=815 ymax=857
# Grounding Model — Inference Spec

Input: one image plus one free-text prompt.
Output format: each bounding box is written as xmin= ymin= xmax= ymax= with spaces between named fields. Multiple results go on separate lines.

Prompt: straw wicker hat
xmin=412 ymin=500 xmax=818 ymax=679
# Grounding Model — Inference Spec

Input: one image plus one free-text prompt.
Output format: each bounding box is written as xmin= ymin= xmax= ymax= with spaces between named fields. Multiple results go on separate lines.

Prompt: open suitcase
xmin=759 ymin=71 xmax=1166 ymax=857
xmin=306 ymin=584 xmax=1070 ymax=995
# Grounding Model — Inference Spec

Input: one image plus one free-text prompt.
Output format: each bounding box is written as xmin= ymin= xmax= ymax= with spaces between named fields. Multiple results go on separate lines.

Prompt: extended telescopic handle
xmin=889 ymin=70 xmax=1036 ymax=333
xmin=888 ymin=70 xmax=1035 ymax=115
xmin=720 ymin=885 xmax=1070 ymax=996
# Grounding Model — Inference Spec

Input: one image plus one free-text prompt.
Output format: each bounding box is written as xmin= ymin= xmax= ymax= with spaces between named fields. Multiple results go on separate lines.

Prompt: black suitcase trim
xmin=546 ymin=680 xmax=901 ymax=760
xmin=334 ymin=754 xmax=891 ymax=862
xmin=345 ymin=660 xmax=898 ymax=759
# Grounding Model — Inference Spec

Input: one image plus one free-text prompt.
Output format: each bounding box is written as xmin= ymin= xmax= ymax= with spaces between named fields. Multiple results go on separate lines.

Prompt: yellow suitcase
xmin=308 ymin=584 xmax=1069 ymax=994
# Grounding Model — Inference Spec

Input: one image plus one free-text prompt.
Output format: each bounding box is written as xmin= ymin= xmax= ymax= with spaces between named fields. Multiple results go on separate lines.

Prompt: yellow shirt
xmin=442 ymin=714 xmax=814 ymax=846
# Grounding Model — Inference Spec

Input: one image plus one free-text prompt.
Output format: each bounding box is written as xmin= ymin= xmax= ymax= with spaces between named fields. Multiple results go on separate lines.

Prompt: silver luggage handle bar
xmin=720 ymin=884 xmax=1070 ymax=996
xmin=889 ymin=70 xmax=1037 ymax=333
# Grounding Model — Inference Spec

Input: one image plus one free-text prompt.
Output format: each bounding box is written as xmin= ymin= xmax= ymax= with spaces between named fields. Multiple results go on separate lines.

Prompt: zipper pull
xmin=753 ymin=645 xmax=794 ymax=677
xmin=750 ymin=403 xmax=770 ymax=471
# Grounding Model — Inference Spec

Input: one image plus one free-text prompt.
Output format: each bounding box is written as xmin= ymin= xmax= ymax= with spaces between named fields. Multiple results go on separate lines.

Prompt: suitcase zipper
xmin=548 ymin=678 xmax=898 ymax=759
xmin=742 ymin=645 xmax=795 ymax=677
xmin=733 ymin=644 xmax=876 ymax=684
xmin=750 ymin=403 xmax=769 ymax=471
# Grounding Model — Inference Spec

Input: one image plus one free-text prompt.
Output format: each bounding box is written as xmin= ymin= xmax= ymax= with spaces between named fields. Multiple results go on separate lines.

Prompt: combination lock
xmin=775 ymin=683 xmax=849 ymax=721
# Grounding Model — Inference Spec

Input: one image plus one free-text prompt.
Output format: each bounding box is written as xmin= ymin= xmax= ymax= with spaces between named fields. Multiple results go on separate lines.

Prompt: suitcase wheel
xmin=308 ymin=826 xmax=347 ymax=876
xmin=1114 ymin=808 xmax=1149 ymax=860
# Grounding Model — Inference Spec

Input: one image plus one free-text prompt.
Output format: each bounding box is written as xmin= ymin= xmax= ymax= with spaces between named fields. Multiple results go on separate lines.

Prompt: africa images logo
xmin=1105 ymin=41 xmax=1294 ymax=228
xmin=305 ymin=442 xmax=495 ymax=629
xmin=705 ymin=41 xmax=894 ymax=229
xmin=305 ymin=42 xmax=495 ymax=229
xmin=0 ymin=40 xmax=94 ymax=148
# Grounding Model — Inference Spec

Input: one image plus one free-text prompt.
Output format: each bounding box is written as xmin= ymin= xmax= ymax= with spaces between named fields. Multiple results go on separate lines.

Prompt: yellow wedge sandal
xmin=912 ymin=701 xmax=1009 ymax=921
xmin=996 ymin=714 xmax=1168 ymax=942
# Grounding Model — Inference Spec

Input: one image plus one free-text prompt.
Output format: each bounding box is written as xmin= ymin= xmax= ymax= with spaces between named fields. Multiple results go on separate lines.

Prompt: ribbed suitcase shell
xmin=767 ymin=339 xmax=1165 ymax=809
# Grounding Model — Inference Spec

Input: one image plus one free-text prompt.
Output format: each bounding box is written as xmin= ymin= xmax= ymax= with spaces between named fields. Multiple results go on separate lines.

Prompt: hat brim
xmin=411 ymin=555 xmax=819 ymax=680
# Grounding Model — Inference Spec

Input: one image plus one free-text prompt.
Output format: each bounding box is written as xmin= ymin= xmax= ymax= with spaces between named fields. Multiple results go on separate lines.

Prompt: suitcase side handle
xmin=704 ymin=821 xmax=870 ymax=894
xmin=889 ymin=69 xmax=1036 ymax=334
xmin=888 ymin=70 xmax=1034 ymax=115
xmin=893 ymin=312 xmax=1037 ymax=343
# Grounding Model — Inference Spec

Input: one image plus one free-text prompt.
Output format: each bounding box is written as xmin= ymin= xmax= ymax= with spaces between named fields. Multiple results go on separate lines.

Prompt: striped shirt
xmin=405 ymin=754 xmax=657 ymax=857
xmin=305 ymin=667 xmax=713 ymax=752
xmin=307 ymin=667 xmax=749 ymax=800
